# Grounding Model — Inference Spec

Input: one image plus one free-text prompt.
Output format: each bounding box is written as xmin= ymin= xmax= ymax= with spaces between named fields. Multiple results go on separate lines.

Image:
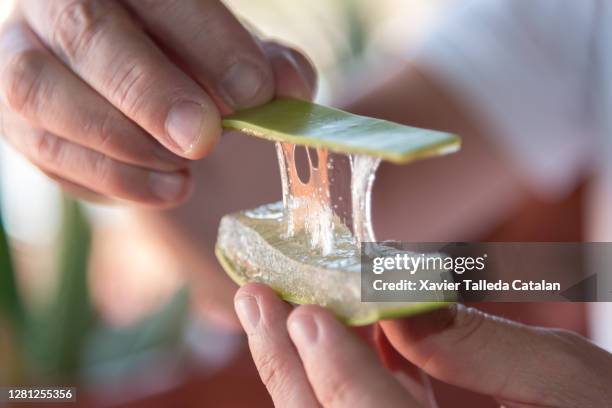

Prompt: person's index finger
xmin=123 ymin=0 xmax=274 ymax=112
xmin=288 ymin=306 xmax=418 ymax=408
xmin=234 ymin=284 xmax=320 ymax=408
xmin=21 ymin=0 xmax=221 ymax=159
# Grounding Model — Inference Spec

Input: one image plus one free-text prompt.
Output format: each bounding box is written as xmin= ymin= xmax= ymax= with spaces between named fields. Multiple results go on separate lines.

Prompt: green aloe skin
xmin=222 ymin=98 xmax=460 ymax=163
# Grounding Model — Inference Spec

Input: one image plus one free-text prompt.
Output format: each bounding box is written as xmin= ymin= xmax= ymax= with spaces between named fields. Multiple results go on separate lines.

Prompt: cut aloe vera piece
xmin=217 ymin=99 xmax=460 ymax=325
xmin=216 ymin=203 xmax=455 ymax=326
xmin=222 ymin=98 xmax=460 ymax=164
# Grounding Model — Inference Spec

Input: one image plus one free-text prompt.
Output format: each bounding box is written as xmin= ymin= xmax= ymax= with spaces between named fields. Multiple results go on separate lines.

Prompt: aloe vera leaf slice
xmin=221 ymin=98 xmax=460 ymax=164
xmin=215 ymin=203 xmax=455 ymax=326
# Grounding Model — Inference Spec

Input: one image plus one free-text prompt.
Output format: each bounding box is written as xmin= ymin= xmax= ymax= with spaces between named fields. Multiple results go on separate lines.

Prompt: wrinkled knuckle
xmin=31 ymin=131 xmax=61 ymax=164
xmin=319 ymin=377 xmax=352 ymax=407
xmin=50 ymin=0 xmax=112 ymax=63
xmin=255 ymin=354 xmax=285 ymax=393
xmin=106 ymin=61 xmax=153 ymax=115
xmin=85 ymin=107 xmax=117 ymax=151
xmin=90 ymin=153 xmax=115 ymax=188
xmin=1 ymin=49 xmax=47 ymax=115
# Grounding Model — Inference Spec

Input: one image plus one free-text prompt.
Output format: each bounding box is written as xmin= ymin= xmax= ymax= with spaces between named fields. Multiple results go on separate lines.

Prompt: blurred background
xmin=0 ymin=0 xmax=604 ymax=407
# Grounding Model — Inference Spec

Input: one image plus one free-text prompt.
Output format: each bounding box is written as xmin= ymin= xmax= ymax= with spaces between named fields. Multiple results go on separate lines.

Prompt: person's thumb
xmin=380 ymin=304 xmax=612 ymax=408
xmin=262 ymin=41 xmax=317 ymax=101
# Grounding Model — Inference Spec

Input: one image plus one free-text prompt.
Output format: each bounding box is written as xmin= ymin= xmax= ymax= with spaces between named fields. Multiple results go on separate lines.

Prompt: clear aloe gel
xmin=216 ymin=99 xmax=460 ymax=325
xmin=275 ymin=141 xmax=380 ymax=256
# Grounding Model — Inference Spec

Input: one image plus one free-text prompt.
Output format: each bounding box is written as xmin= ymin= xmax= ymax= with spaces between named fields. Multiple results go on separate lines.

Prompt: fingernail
xmin=166 ymin=101 xmax=205 ymax=153
xmin=288 ymin=313 xmax=318 ymax=344
xmin=235 ymin=295 xmax=260 ymax=333
xmin=288 ymin=50 xmax=317 ymax=96
xmin=221 ymin=61 xmax=269 ymax=109
xmin=149 ymin=172 xmax=186 ymax=202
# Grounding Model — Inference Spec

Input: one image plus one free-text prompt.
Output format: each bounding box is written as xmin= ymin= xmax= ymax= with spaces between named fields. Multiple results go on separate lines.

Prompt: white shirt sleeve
xmin=412 ymin=0 xmax=599 ymax=199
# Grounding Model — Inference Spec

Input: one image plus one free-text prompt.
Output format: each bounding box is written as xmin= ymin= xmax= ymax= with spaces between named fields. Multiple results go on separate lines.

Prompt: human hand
xmin=0 ymin=0 xmax=315 ymax=206
xmin=234 ymin=283 xmax=424 ymax=407
xmin=234 ymin=283 xmax=612 ymax=407
xmin=380 ymin=303 xmax=612 ymax=408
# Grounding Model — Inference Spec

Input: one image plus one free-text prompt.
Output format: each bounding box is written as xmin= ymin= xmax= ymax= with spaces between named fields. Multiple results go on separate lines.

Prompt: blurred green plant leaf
xmin=16 ymin=195 xmax=191 ymax=386
xmin=0 ymin=214 xmax=24 ymax=332
xmin=81 ymin=288 xmax=189 ymax=382
xmin=0 ymin=213 xmax=28 ymax=384
xmin=25 ymin=196 xmax=95 ymax=382
xmin=343 ymin=0 xmax=367 ymax=60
